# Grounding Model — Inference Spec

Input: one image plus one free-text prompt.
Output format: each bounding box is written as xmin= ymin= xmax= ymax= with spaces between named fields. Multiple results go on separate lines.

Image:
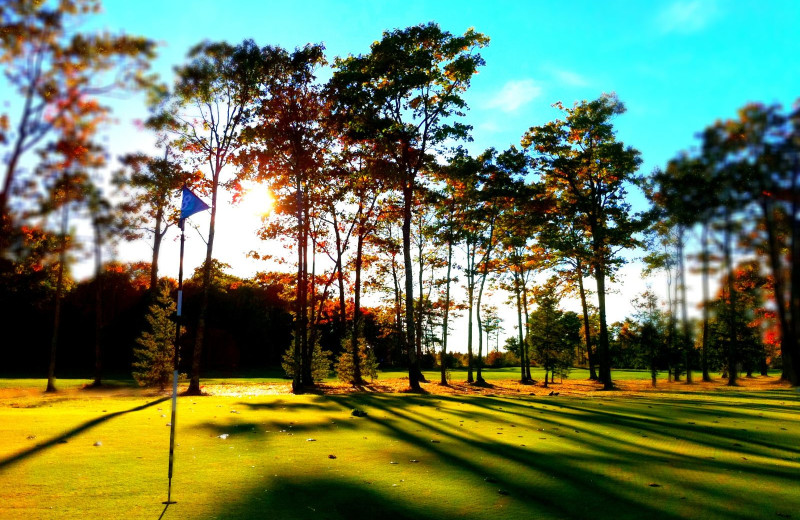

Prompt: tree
xmin=473 ymin=148 xmax=524 ymax=383
xmin=238 ymin=43 xmax=329 ymax=392
xmin=150 ymin=39 xmax=266 ymax=395
xmin=495 ymin=177 xmax=547 ymax=383
xmin=523 ymin=94 xmax=645 ymax=389
xmin=39 ymin=162 xmax=89 ymax=392
xmin=133 ymin=284 xmax=178 ymax=390
xmin=0 ymin=0 xmax=156 ymax=234
xmin=114 ymin=149 xmax=188 ymax=290
xmin=631 ymin=290 xmax=668 ymax=387
xmin=329 ymin=23 xmax=488 ymax=391
xmin=650 ymin=155 xmax=711 ymax=383
xmin=336 ymin=334 xmax=379 ymax=384
xmin=700 ymin=122 xmax=755 ymax=385
xmin=707 ymin=261 xmax=769 ymax=378
xmin=528 ymin=278 xmax=579 ymax=387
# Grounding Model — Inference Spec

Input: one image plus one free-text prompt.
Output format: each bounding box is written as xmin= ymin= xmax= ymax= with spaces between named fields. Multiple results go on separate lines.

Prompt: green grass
xmin=1 ymin=378 xmax=798 ymax=519
xmin=2 ymin=366 xmax=761 ymax=391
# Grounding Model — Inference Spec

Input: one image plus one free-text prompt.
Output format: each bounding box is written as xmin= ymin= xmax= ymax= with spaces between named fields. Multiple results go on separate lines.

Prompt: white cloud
xmin=486 ymin=79 xmax=542 ymax=113
xmin=552 ymin=69 xmax=589 ymax=87
xmin=477 ymin=120 xmax=501 ymax=133
xmin=658 ymin=0 xmax=719 ymax=34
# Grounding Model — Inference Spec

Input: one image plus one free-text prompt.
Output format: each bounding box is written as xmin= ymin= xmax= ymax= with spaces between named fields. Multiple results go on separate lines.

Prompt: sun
xmin=235 ymin=181 xmax=274 ymax=219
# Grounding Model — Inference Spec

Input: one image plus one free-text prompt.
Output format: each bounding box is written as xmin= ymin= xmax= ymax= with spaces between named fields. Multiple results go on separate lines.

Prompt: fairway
xmin=1 ymin=374 xmax=799 ymax=520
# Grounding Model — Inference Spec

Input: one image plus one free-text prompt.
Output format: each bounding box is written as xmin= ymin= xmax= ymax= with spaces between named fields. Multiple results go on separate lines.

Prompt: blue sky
xmin=7 ymin=0 xmax=799 ymax=347
xmin=95 ymin=0 xmax=799 ymax=172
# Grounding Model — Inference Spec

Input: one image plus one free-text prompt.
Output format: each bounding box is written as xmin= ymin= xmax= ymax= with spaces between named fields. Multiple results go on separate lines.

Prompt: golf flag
xmin=180 ymin=186 xmax=209 ymax=220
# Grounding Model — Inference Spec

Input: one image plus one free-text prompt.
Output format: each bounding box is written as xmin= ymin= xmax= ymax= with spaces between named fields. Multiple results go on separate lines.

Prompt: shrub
xmin=132 ymin=285 xmax=179 ymax=389
xmin=336 ymin=335 xmax=379 ymax=383
xmin=281 ymin=342 xmax=332 ymax=383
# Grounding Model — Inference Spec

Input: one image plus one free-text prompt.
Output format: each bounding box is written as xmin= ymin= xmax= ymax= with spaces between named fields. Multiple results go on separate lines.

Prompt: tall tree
xmin=523 ymin=94 xmax=645 ymax=390
xmin=329 ymin=23 xmax=488 ymax=391
xmin=150 ymin=39 xmax=266 ymax=395
xmin=472 ymin=148 xmax=525 ymax=383
xmin=650 ymin=155 xmax=711 ymax=383
xmin=496 ymin=178 xmax=549 ymax=383
xmin=700 ymin=122 xmax=754 ymax=385
xmin=0 ymin=0 xmax=155 ymax=233
xmin=237 ymin=43 xmax=328 ymax=392
xmin=38 ymin=137 xmax=100 ymax=391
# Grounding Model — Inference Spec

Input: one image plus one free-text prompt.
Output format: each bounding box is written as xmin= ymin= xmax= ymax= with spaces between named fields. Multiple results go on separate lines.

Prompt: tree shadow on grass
xmin=175 ymin=392 xmax=800 ymax=520
xmin=0 ymin=396 xmax=169 ymax=471
xmin=199 ymin=477 xmax=443 ymax=520
xmin=329 ymin=394 xmax=798 ymax=520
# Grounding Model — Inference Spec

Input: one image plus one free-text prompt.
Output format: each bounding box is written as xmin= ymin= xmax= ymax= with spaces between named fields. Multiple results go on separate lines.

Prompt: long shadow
xmin=173 ymin=391 xmax=800 ymax=520
xmin=515 ymin=400 xmax=800 ymax=482
xmin=549 ymin=399 xmax=800 ymax=457
xmin=0 ymin=396 xmax=169 ymax=471
xmin=200 ymin=477 xmax=443 ymax=520
xmin=327 ymin=395 xmax=687 ymax=520
xmin=332 ymin=394 xmax=798 ymax=519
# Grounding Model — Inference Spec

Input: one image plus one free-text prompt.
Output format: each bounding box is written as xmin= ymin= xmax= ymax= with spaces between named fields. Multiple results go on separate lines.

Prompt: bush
xmin=439 ymin=352 xmax=464 ymax=368
xmin=281 ymin=342 xmax=332 ymax=383
xmin=336 ymin=335 xmax=379 ymax=383
xmin=132 ymin=286 xmax=179 ymax=389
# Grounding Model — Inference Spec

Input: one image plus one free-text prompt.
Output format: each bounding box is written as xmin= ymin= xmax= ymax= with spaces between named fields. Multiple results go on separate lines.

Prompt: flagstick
xmin=164 ymin=217 xmax=185 ymax=506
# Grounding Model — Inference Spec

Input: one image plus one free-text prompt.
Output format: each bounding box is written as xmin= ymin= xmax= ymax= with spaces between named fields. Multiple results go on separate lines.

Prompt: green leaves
xmin=329 ymin=22 xmax=488 ymax=174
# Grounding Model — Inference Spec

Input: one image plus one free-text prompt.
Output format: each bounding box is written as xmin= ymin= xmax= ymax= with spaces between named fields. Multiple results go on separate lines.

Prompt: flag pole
xmin=164 ymin=216 xmax=185 ymax=505
xmin=164 ymin=184 xmax=208 ymax=506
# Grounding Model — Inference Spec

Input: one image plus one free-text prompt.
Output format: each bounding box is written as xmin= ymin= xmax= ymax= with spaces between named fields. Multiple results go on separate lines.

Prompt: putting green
xmin=0 ymin=377 xmax=798 ymax=519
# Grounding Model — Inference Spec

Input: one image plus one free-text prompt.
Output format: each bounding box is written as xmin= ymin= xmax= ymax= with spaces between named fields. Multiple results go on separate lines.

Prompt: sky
xmin=5 ymin=0 xmax=800 ymax=352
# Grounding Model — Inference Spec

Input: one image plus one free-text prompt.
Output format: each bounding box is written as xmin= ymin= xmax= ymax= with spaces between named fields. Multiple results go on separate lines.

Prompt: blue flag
xmin=180 ymin=186 xmax=209 ymax=220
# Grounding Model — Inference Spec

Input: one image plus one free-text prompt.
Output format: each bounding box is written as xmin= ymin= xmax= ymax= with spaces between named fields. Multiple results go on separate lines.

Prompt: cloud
xmin=552 ymin=69 xmax=589 ymax=87
xmin=658 ymin=0 xmax=718 ymax=34
xmin=477 ymin=120 xmax=501 ymax=133
xmin=486 ymin=79 xmax=542 ymax=113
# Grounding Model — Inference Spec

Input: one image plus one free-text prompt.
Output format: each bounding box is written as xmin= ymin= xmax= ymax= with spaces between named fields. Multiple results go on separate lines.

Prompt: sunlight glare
xmin=237 ymin=182 xmax=274 ymax=219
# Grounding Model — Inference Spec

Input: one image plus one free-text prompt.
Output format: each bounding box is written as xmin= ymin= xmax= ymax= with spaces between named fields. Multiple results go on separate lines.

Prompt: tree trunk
xmin=788 ymin=162 xmax=800 ymax=385
xmin=46 ymin=201 xmax=69 ymax=393
xmin=723 ymin=208 xmax=738 ymax=386
xmin=440 ymin=239 xmax=452 ymax=385
xmin=333 ymin=212 xmax=347 ymax=332
xmin=150 ymin=204 xmax=164 ymax=290
xmin=292 ymin=226 xmax=304 ymax=393
xmin=672 ymin=267 xmax=681 ymax=382
xmin=351 ymin=232 xmax=364 ymax=385
xmin=466 ymin=240 xmax=475 ymax=383
xmin=402 ymin=185 xmax=421 ymax=390
xmin=576 ymin=257 xmax=597 ymax=380
xmin=522 ymin=278 xmax=532 ymax=382
xmin=302 ymin=215 xmax=313 ymax=386
xmin=92 ymin=219 xmax=103 ymax=387
xmin=701 ymin=223 xmax=712 ymax=382
xmin=593 ymin=260 xmax=613 ymax=390
xmin=515 ymin=272 xmax=527 ymax=383
xmin=187 ymin=176 xmax=218 ymax=396
xmin=677 ymin=227 xmax=692 ymax=383
xmin=415 ymin=229 xmax=427 ymax=382
xmin=476 ymin=290 xmax=484 ymax=384
xmin=761 ymin=196 xmax=793 ymax=382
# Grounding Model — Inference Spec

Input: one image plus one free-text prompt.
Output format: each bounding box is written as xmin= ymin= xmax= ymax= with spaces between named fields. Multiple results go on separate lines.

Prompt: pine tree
xmin=336 ymin=335 xmax=379 ymax=384
xmin=132 ymin=286 xmax=177 ymax=390
xmin=281 ymin=342 xmax=332 ymax=383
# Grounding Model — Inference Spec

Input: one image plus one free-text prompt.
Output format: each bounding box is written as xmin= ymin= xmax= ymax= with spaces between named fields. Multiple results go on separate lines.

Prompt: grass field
xmin=1 ymin=370 xmax=798 ymax=519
